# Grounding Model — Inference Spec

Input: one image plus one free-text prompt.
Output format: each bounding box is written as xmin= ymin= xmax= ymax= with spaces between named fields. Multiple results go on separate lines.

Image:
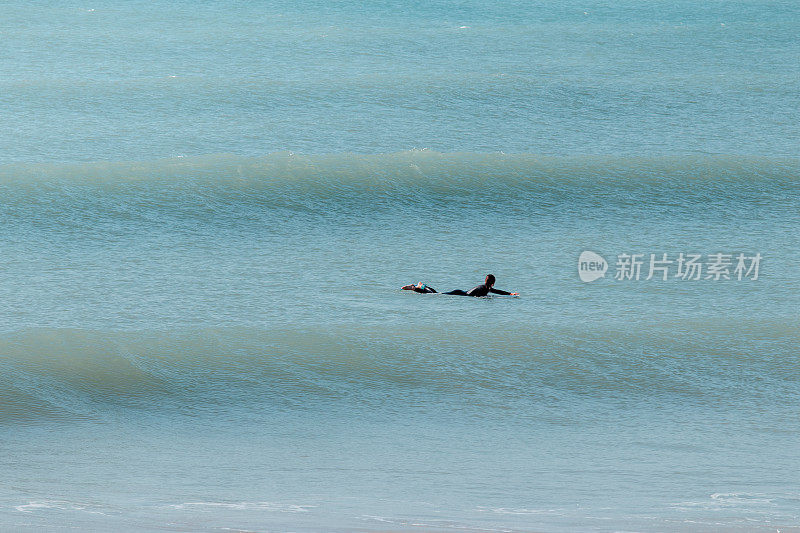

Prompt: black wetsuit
xmin=411 ymin=285 xmax=437 ymax=294
xmin=445 ymin=283 xmax=512 ymax=297
xmin=417 ymin=283 xmax=511 ymax=296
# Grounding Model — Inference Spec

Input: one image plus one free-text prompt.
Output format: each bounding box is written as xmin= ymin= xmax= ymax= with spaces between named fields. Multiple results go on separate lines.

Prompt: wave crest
xmin=1 ymin=151 xmax=797 ymax=188
xmin=1 ymin=321 xmax=797 ymax=423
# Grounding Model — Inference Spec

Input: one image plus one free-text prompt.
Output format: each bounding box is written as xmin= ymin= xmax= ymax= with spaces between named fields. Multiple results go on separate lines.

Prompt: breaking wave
xmin=1 ymin=319 xmax=797 ymax=423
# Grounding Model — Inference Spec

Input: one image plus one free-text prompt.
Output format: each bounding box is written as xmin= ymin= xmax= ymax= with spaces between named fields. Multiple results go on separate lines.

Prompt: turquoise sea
xmin=1 ymin=1 xmax=799 ymax=531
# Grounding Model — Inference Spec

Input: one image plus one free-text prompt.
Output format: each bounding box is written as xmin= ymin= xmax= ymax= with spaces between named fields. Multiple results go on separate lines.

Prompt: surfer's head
xmin=485 ymin=274 xmax=496 ymax=287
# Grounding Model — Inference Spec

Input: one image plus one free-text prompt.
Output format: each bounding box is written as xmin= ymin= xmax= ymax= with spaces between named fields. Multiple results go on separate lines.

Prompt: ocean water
xmin=1 ymin=1 xmax=799 ymax=532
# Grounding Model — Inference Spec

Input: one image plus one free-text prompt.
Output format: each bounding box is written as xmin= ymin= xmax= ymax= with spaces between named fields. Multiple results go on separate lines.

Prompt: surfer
xmin=401 ymin=274 xmax=518 ymax=296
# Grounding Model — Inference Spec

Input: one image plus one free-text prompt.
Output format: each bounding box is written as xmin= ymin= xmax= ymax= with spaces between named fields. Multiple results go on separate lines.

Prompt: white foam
xmin=478 ymin=506 xmax=563 ymax=515
xmin=14 ymin=501 xmax=107 ymax=515
xmin=167 ymin=501 xmax=314 ymax=513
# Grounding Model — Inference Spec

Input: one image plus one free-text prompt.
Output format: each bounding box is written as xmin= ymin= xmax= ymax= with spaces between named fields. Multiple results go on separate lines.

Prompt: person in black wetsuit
xmin=401 ymin=274 xmax=518 ymax=296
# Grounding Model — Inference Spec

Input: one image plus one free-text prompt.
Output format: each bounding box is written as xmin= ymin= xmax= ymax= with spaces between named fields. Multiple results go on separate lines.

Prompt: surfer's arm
xmin=489 ymin=288 xmax=518 ymax=296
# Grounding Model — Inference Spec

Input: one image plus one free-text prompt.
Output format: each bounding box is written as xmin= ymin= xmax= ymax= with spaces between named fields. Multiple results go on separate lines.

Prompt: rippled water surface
xmin=1 ymin=0 xmax=799 ymax=531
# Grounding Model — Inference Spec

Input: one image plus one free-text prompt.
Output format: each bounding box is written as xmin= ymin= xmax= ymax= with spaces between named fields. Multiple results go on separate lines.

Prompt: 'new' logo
xmin=578 ymin=251 xmax=607 ymax=282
